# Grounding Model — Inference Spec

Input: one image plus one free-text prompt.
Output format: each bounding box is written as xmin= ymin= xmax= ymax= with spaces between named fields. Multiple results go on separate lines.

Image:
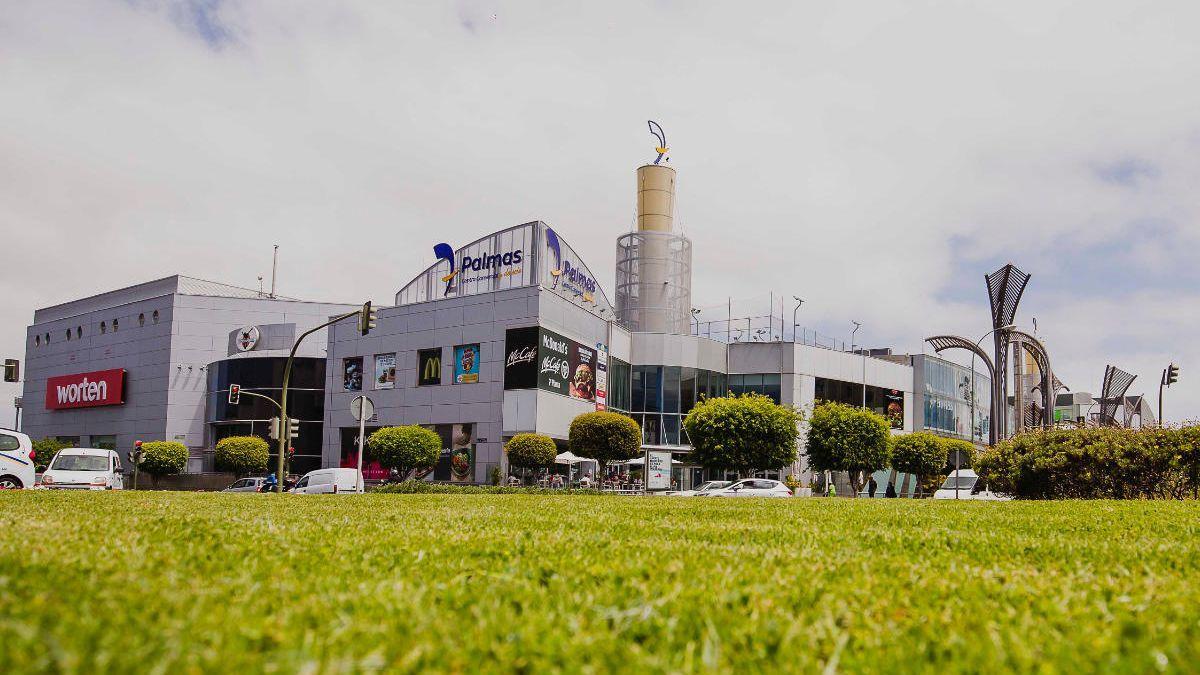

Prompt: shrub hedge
xmin=214 ymin=436 xmax=270 ymax=475
xmin=138 ymin=441 xmax=188 ymax=478
xmin=373 ymin=480 xmax=603 ymax=495
xmin=976 ymin=425 xmax=1200 ymax=499
xmin=504 ymin=433 xmax=557 ymax=470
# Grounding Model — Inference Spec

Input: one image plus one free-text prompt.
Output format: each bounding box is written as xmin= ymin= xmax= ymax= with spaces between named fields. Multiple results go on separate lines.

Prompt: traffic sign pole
xmin=351 ymin=395 xmax=374 ymax=493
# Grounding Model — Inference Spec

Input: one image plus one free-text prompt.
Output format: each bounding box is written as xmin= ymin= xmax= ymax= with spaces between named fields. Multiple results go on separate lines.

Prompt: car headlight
xmin=41 ymin=474 xmax=54 ymax=484
xmin=91 ymin=476 xmax=108 ymax=485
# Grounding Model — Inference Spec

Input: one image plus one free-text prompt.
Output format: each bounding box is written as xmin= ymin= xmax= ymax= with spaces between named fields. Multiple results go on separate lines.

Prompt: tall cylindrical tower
xmin=616 ymin=162 xmax=693 ymax=334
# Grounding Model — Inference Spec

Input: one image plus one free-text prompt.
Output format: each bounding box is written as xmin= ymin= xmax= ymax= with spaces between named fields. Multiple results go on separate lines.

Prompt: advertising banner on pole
xmin=595 ymin=343 xmax=609 ymax=411
xmin=646 ymin=450 xmax=672 ymax=491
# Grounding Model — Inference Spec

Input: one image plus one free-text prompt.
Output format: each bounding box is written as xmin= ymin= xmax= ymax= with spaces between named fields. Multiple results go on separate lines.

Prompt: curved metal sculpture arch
xmin=1098 ymin=365 xmax=1137 ymax=427
xmin=925 ymin=335 xmax=1001 ymax=446
xmin=1008 ymin=329 xmax=1055 ymax=430
xmin=986 ymin=264 xmax=1031 ymax=440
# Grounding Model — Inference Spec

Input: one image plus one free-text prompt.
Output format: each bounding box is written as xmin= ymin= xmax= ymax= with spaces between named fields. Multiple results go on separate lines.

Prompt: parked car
xmin=933 ymin=469 xmax=1010 ymax=501
xmin=289 ymin=468 xmax=363 ymax=494
xmin=39 ymin=448 xmax=124 ymax=490
xmin=0 ymin=429 xmax=37 ymax=490
xmin=671 ymin=480 xmax=732 ymax=497
xmin=222 ymin=477 xmax=266 ymax=493
xmin=702 ymin=479 xmax=792 ymax=498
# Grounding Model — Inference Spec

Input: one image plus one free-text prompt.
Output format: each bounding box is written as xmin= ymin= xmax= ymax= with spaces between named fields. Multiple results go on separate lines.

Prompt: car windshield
xmin=940 ymin=476 xmax=977 ymax=490
xmin=696 ymin=481 xmax=730 ymax=492
xmin=51 ymin=453 xmax=109 ymax=472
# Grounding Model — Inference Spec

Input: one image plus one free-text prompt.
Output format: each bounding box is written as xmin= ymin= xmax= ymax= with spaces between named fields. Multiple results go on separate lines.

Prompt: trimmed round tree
xmin=214 ymin=436 xmax=270 ymax=476
xmin=31 ymin=437 xmax=68 ymax=472
xmin=367 ymin=426 xmax=442 ymax=481
xmin=805 ymin=401 xmax=892 ymax=497
xmin=138 ymin=441 xmax=188 ymax=481
xmin=890 ymin=432 xmax=949 ymax=495
xmin=505 ymin=433 xmax=557 ymax=477
xmin=941 ymin=438 xmax=976 ymax=472
xmin=568 ymin=411 xmax=640 ymax=473
xmin=684 ymin=393 xmax=802 ymax=478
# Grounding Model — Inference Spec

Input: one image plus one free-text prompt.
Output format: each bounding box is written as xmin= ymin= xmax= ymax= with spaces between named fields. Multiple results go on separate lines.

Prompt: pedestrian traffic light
xmin=1166 ymin=363 xmax=1180 ymax=386
xmin=268 ymin=416 xmax=281 ymax=440
xmin=130 ymin=440 xmax=143 ymax=464
xmin=288 ymin=417 xmax=300 ymax=440
xmin=358 ymin=301 xmax=377 ymax=336
xmin=2 ymin=358 xmax=18 ymax=383
xmin=228 ymin=384 xmax=241 ymax=405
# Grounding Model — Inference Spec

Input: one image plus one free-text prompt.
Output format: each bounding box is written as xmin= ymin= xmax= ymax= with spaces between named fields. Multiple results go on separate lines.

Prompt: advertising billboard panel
xmin=418 ymin=349 xmax=442 ymax=386
xmin=537 ymin=328 xmax=595 ymax=402
xmin=374 ymin=353 xmax=396 ymax=390
xmin=503 ymin=327 xmax=539 ymax=390
xmin=454 ymin=344 xmax=480 ymax=384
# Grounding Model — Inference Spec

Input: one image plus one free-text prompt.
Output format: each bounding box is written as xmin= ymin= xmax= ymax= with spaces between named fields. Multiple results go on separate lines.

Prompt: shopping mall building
xmin=18 ymin=159 xmax=992 ymax=490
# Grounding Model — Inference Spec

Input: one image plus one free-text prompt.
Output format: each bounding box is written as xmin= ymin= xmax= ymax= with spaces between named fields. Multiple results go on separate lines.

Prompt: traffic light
xmin=358 ymin=301 xmax=377 ymax=336
xmin=1166 ymin=363 xmax=1180 ymax=386
xmin=2 ymin=358 xmax=18 ymax=383
xmin=288 ymin=417 xmax=300 ymax=440
xmin=228 ymin=384 xmax=241 ymax=405
xmin=129 ymin=440 xmax=143 ymax=464
xmin=269 ymin=416 xmax=281 ymax=440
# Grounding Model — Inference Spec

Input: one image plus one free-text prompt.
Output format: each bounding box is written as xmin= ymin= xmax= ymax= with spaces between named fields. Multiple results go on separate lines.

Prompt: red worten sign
xmin=44 ymin=369 xmax=126 ymax=410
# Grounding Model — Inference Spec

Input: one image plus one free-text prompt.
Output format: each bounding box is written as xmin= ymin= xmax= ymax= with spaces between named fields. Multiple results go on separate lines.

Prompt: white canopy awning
xmin=555 ymin=451 xmax=597 ymax=465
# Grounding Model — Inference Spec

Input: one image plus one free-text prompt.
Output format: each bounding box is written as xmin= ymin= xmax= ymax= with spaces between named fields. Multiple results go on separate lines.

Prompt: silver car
xmin=703 ymin=479 xmax=792 ymax=498
xmin=222 ymin=477 xmax=266 ymax=493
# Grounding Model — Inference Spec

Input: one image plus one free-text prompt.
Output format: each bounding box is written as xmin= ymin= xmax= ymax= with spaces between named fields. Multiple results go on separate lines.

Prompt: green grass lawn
xmin=2 ymin=493 xmax=1198 ymax=673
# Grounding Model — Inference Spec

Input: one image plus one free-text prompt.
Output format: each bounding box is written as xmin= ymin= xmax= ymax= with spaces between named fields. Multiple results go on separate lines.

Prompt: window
xmin=65 ymin=329 xmax=71 ymax=341
xmin=112 ymin=318 xmax=119 ymax=332
xmin=294 ymin=476 xmax=310 ymax=489
xmin=680 ymin=368 xmax=696 ymax=414
xmin=152 ymin=310 xmax=160 ymax=324
xmin=662 ymin=367 xmax=680 ymax=413
xmin=100 ymin=321 xmax=107 ymax=334
xmin=91 ymin=435 xmax=117 ymax=451
xmin=418 ymin=348 xmax=442 ymax=386
xmin=34 ymin=335 xmax=40 ymax=347
xmin=0 ymin=434 xmax=19 ymax=451
xmin=76 ymin=326 xmax=82 ymax=339
xmin=45 ymin=332 xmax=50 ymax=344
xmin=138 ymin=313 xmax=145 ymax=327
xmin=643 ymin=367 xmax=661 ymax=412
xmin=727 ymin=373 xmax=781 ymax=403
xmin=608 ymin=358 xmax=631 ymax=412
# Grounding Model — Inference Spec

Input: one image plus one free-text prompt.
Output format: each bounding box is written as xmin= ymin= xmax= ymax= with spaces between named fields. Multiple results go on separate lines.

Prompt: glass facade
xmin=627 ymin=365 xmax=728 ymax=446
xmin=920 ymin=357 xmax=990 ymax=443
xmin=206 ymin=357 xmax=327 ymax=475
xmin=814 ymin=378 xmax=905 ymax=429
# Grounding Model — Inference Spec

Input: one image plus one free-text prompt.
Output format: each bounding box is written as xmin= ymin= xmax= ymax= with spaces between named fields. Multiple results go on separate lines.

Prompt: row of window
xmin=32 ymin=310 xmax=160 ymax=347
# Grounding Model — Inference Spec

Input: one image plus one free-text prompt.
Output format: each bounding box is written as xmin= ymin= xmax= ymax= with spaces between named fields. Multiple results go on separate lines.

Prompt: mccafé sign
xmin=45 ymin=369 xmax=126 ymax=410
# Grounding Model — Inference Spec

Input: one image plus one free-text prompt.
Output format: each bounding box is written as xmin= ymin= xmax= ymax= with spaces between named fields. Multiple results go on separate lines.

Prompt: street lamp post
xmin=791 ymin=297 xmax=804 ymax=343
xmin=851 ymin=321 xmax=864 ymax=408
xmin=690 ymin=308 xmax=700 ymax=335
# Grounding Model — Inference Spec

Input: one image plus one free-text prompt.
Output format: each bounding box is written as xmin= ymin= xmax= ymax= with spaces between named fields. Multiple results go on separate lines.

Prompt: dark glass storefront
xmin=206 ymin=357 xmax=326 ymax=476
xmin=814 ymin=377 xmax=904 ymax=429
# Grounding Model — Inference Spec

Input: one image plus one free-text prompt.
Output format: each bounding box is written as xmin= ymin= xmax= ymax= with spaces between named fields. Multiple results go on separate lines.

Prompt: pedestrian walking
xmin=868 ymin=477 xmax=878 ymax=498
xmin=885 ymin=480 xmax=897 ymax=498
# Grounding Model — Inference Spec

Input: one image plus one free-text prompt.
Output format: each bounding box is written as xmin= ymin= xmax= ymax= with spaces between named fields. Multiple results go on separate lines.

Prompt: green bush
xmin=976 ymin=425 xmax=1200 ymax=499
xmin=31 ymin=437 xmax=68 ymax=472
xmin=568 ymin=412 xmax=641 ymax=471
xmin=367 ymin=426 xmax=442 ymax=481
xmin=941 ymin=438 xmax=977 ymax=471
xmin=373 ymin=480 xmax=602 ymax=495
xmin=214 ymin=436 xmax=269 ymax=475
xmin=504 ymin=433 xmax=557 ymax=470
xmin=684 ymin=393 xmax=802 ymax=476
xmin=890 ymin=432 xmax=948 ymax=478
xmin=805 ymin=401 xmax=892 ymax=495
xmin=138 ymin=441 xmax=188 ymax=478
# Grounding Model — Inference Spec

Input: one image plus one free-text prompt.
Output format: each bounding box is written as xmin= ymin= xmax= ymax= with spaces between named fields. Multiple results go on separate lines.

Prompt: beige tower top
xmin=636 ymin=164 xmax=676 ymax=232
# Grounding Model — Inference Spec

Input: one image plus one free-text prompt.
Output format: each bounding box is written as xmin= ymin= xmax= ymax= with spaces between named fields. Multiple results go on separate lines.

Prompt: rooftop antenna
xmin=270 ymin=245 xmax=279 ymax=299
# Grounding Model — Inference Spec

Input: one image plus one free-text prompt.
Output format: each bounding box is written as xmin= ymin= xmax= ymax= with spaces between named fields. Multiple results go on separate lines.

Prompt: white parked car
xmin=0 ymin=429 xmax=37 ymax=490
xmin=40 ymin=448 xmax=125 ymax=490
xmin=289 ymin=468 xmax=363 ymax=494
xmin=702 ymin=479 xmax=792 ymax=498
xmin=933 ymin=469 xmax=1010 ymax=501
xmin=222 ymin=477 xmax=266 ymax=493
xmin=671 ymin=480 xmax=732 ymax=497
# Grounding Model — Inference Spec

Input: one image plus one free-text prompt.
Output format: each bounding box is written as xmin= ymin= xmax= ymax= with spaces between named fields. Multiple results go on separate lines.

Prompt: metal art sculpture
xmin=1098 ymin=365 xmax=1137 ymax=426
xmin=925 ymin=335 xmax=1001 ymax=446
xmin=1008 ymin=329 xmax=1055 ymax=430
xmin=648 ymin=120 xmax=669 ymax=165
xmin=985 ymin=264 xmax=1031 ymax=439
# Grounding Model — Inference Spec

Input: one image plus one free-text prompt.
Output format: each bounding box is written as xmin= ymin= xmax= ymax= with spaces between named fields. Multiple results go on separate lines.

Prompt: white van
xmin=289 ymin=468 xmax=362 ymax=494
xmin=0 ymin=429 xmax=37 ymax=489
xmin=40 ymin=448 xmax=125 ymax=490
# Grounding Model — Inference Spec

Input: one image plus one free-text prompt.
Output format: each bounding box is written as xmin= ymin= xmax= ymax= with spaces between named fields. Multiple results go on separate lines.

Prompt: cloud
xmin=1 ymin=1 xmax=1198 ymax=426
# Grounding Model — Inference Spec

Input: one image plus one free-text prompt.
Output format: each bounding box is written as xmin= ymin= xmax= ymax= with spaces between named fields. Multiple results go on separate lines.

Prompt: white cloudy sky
xmin=2 ymin=1 xmax=1199 ymax=427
